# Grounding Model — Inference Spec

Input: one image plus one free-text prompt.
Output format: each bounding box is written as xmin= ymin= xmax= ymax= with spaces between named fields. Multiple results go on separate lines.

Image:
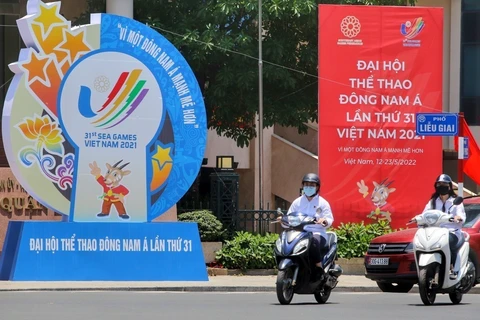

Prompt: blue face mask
xmin=303 ymin=186 xmax=317 ymax=197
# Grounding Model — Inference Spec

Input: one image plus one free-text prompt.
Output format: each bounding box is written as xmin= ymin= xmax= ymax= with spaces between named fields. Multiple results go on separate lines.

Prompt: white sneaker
xmin=449 ymin=270 xmax=458 ymax=280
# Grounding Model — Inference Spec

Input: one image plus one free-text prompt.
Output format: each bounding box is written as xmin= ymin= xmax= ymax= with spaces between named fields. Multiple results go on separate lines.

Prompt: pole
xmin=457 ymin=112 xmax=464 ymax=197
xmin=258 ymin=0 xmax=264 ymax=210
xmin=106 ymin=0 xmax=134 ymax=18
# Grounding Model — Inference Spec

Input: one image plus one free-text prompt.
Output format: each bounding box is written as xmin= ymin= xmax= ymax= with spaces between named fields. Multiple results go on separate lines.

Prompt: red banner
xmin=318 ymin=5 xmax=443 ymax=229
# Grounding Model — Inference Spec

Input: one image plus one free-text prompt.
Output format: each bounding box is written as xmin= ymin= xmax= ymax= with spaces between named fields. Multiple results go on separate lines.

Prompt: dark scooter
xmin=274 ymin=210 xmax=343 ymax=305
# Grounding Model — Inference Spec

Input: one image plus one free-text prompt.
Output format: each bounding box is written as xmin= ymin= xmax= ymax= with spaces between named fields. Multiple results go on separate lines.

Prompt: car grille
xmin=367 ymin=243 xmax=409 ymax=254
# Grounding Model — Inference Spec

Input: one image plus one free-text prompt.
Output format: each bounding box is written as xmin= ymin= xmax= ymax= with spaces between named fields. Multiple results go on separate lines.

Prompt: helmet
xmin=436 ymin=174 xmax=452 ymax=184
xmin=434 ymin=173 xmax=453 ymax=189
xmin=302 ymin=173 xmax=320 ymax=186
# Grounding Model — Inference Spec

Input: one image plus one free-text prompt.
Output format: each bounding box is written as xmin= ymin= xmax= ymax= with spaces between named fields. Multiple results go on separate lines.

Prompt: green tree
xmin=78 ymin=0 xmax=417 ymax=147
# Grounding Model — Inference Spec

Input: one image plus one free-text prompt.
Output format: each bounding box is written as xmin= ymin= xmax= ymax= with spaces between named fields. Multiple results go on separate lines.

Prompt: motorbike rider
xmin=279 ymin=173 xmax=334 ymax=271
xmin=422 ymin=173 xmax=466 ymax=279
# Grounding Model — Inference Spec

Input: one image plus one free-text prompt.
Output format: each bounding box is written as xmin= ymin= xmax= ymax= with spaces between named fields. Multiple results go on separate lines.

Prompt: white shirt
xmin=423 ymin=196 xmax=466 ymax=238
xmin=287 ymin=194 xmax=334 ymax=239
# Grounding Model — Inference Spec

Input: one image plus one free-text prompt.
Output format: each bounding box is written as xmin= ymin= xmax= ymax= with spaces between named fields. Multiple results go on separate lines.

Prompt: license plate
xmin=369 ymin=257 xmax=389 ymax=265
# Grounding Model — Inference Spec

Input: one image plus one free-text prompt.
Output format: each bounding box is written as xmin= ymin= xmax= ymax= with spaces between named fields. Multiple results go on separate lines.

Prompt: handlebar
xmin=302 ymin=218 xmax=328 ymax=227
xmin=406 ymin=215 xmax=463 ymax=226
xmin=273 ymin=214 xmax=328 ymax=227
xmin=406 ymin=219 xmax=416 ymax=226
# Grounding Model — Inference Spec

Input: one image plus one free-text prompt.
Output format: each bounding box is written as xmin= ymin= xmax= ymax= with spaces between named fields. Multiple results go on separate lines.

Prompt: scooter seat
xmin=455 ymin=233 xmax=465 ymax=250
xmin=325 ymin=232 xmax=336 ymax=250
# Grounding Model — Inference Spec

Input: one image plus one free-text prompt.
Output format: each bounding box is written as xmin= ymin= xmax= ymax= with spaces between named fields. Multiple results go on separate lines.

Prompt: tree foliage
xmin=78 ymin=0 xmax=416 ymax=147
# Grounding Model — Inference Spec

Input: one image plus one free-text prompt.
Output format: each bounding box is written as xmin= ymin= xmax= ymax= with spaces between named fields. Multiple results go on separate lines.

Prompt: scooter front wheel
xmin=276 ymin=268 xmax=295 ymax=305
xmin=418 ymin=265 xmax=437 ymax=305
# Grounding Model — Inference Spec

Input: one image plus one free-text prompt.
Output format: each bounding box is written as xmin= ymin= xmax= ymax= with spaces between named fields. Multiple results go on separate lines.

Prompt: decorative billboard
xmin=2 ymin=0 xmax=206 ymax=222
xmin=318 ymin=5 xmax=443 ymax=229
xmin=0 ymin=0 xmax=208 ymax=281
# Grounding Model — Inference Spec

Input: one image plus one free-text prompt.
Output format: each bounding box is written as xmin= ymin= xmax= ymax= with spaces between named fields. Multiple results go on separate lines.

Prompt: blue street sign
xmin=416 ymin=113 xmax=458 ymax=136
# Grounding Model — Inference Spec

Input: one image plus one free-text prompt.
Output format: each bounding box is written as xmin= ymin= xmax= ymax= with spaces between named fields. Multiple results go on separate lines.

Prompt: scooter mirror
xmin=453 ymin=197 xmax=464 ymax=205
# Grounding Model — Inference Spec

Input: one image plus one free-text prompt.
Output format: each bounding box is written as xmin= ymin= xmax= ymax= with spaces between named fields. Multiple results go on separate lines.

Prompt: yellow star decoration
xmin=152 ymin=145 xmax=173 ymax=170
xmin=56 ymin=29 xmax=92 ymax=64
xmin=20 ymin=50 xmax=51 ymax=84
xmin=32 ymin=23 xmax=69 ymax=63
xmin=32 ymin=2 xmax=67 ymax=37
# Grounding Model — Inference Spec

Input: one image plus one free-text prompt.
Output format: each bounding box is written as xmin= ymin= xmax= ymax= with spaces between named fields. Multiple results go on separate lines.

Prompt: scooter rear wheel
xmin=314 ymin=288 xmax=331 ymax=304
xmin=276 ymin=268 xmax=294 ymax=305
xmin=449 ymin=291 xmax=463 ymax=304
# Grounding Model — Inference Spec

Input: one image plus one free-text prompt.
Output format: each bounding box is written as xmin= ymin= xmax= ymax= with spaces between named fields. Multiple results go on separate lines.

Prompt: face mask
xmin=303 ymin=186 xmax=317 ymax=197
xmin=436 ymin=185 xmax=449 ymax=195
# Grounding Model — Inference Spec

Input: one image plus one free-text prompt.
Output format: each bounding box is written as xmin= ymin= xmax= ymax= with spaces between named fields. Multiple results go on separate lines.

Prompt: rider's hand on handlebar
xmin=448 ymin=215 xmax=463 ymax=223
xmin=406 ymin=217 xmax=417 ymax=225
xmin=315 ymin=218 xmax=328 ymax=227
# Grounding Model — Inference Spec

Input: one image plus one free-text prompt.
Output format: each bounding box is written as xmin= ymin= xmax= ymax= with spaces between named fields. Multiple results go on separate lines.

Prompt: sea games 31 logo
xmin=400 ymin=17 xmax=425 ymax=47
xmin=2 ymin=0 xmax=207 ymax=223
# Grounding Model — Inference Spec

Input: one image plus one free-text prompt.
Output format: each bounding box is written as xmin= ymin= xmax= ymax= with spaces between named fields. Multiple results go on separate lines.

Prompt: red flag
xmin=454 ymin=118 xmax=480 ymax=185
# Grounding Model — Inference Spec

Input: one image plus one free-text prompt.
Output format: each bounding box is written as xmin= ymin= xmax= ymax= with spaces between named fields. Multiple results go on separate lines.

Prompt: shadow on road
xmin=408 ymin=303 xmax=471 ymax=307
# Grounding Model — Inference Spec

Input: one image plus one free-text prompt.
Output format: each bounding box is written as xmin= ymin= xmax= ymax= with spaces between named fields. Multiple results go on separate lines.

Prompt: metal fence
xmin=176 ymin=201 xmax=287 ymax=235
xmin=176 ymin=200 xmax=211 ymax=214
xmin=236 ymin=208 xmax=285 ymax=235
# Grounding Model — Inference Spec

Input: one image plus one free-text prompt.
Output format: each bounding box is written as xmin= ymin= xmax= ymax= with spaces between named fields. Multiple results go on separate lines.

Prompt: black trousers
xmin=310 ymin=234 xmax=328 ymax=264
xmin=449 ymin=232 xmax=460 ymax=267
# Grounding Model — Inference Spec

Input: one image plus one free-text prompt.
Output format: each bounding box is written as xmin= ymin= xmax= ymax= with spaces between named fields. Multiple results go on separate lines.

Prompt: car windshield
xmin=464 ymin=203 xmax=480 ymax=228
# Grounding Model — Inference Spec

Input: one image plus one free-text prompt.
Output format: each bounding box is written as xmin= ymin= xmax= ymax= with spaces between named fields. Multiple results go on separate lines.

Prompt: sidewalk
xmin=0 ymin=275 xmax=478 ymax=293
xmin=0 ymin=275 xmax=374 ymax=292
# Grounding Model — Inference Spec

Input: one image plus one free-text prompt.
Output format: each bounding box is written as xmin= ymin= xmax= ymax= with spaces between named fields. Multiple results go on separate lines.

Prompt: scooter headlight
xmin=288 ymin=215 xmax=302 ymax=227
xmin=293 ymin=238 xmax=309 ymax=255
xmin=431 ymin=234 xmax=446 ymax=250
xmin=414 ymin=236 xmax=425 ymax=250
xmin=275 ymin=238 xmax=282 ymax=253
xmin=424 ymin=212 xmax=440 ymax=225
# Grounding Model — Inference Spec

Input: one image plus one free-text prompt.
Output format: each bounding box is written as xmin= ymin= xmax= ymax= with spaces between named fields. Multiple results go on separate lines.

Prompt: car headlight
xmin=293 ymin=238 xmax=309 ymax=255
xmin=404 ymin=242 xmax=414 ymax=253
xmin=275 ymin=238 xmax=282 ymax=253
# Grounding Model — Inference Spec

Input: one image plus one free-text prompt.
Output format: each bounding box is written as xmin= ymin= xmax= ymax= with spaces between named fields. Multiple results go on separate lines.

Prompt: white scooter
xmin=408 ymin=197 xmax=476 ymax=305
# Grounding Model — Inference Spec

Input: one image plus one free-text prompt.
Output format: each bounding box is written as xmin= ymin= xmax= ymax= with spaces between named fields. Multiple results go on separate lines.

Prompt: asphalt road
xmin=0 ymin=291 xmax=478 ymax=320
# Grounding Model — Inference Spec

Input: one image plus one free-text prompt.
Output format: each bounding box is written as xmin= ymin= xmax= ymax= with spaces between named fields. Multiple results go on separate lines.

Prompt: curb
xmin=0 ymin=286 xmax=275 ymax=292
xmin=0 ymin=286 xmax=374 ymax=293
xmin=208 ymin=268 xmax=278 ymax=276
xmin=0 ymin=284 xmax=480 ymax=294
xmin=0 ymin=286 xmax=478 ymax=293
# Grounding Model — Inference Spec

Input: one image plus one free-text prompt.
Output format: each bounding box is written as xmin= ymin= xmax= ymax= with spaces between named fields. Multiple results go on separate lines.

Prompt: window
xmin=274 ymin=195 xmax=291 ymax=212
xmin=0 ymin=14 xmax=20 ymax=167
xmin=0 ymin=15 xmax=20 ymax=100
xmin=463 ymin=0 xmax=480 ymax=11
xmin=460 ymin=1 xmax=480 ymax=125
xmin=0 ymin=15 xmax=5 ymax=105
